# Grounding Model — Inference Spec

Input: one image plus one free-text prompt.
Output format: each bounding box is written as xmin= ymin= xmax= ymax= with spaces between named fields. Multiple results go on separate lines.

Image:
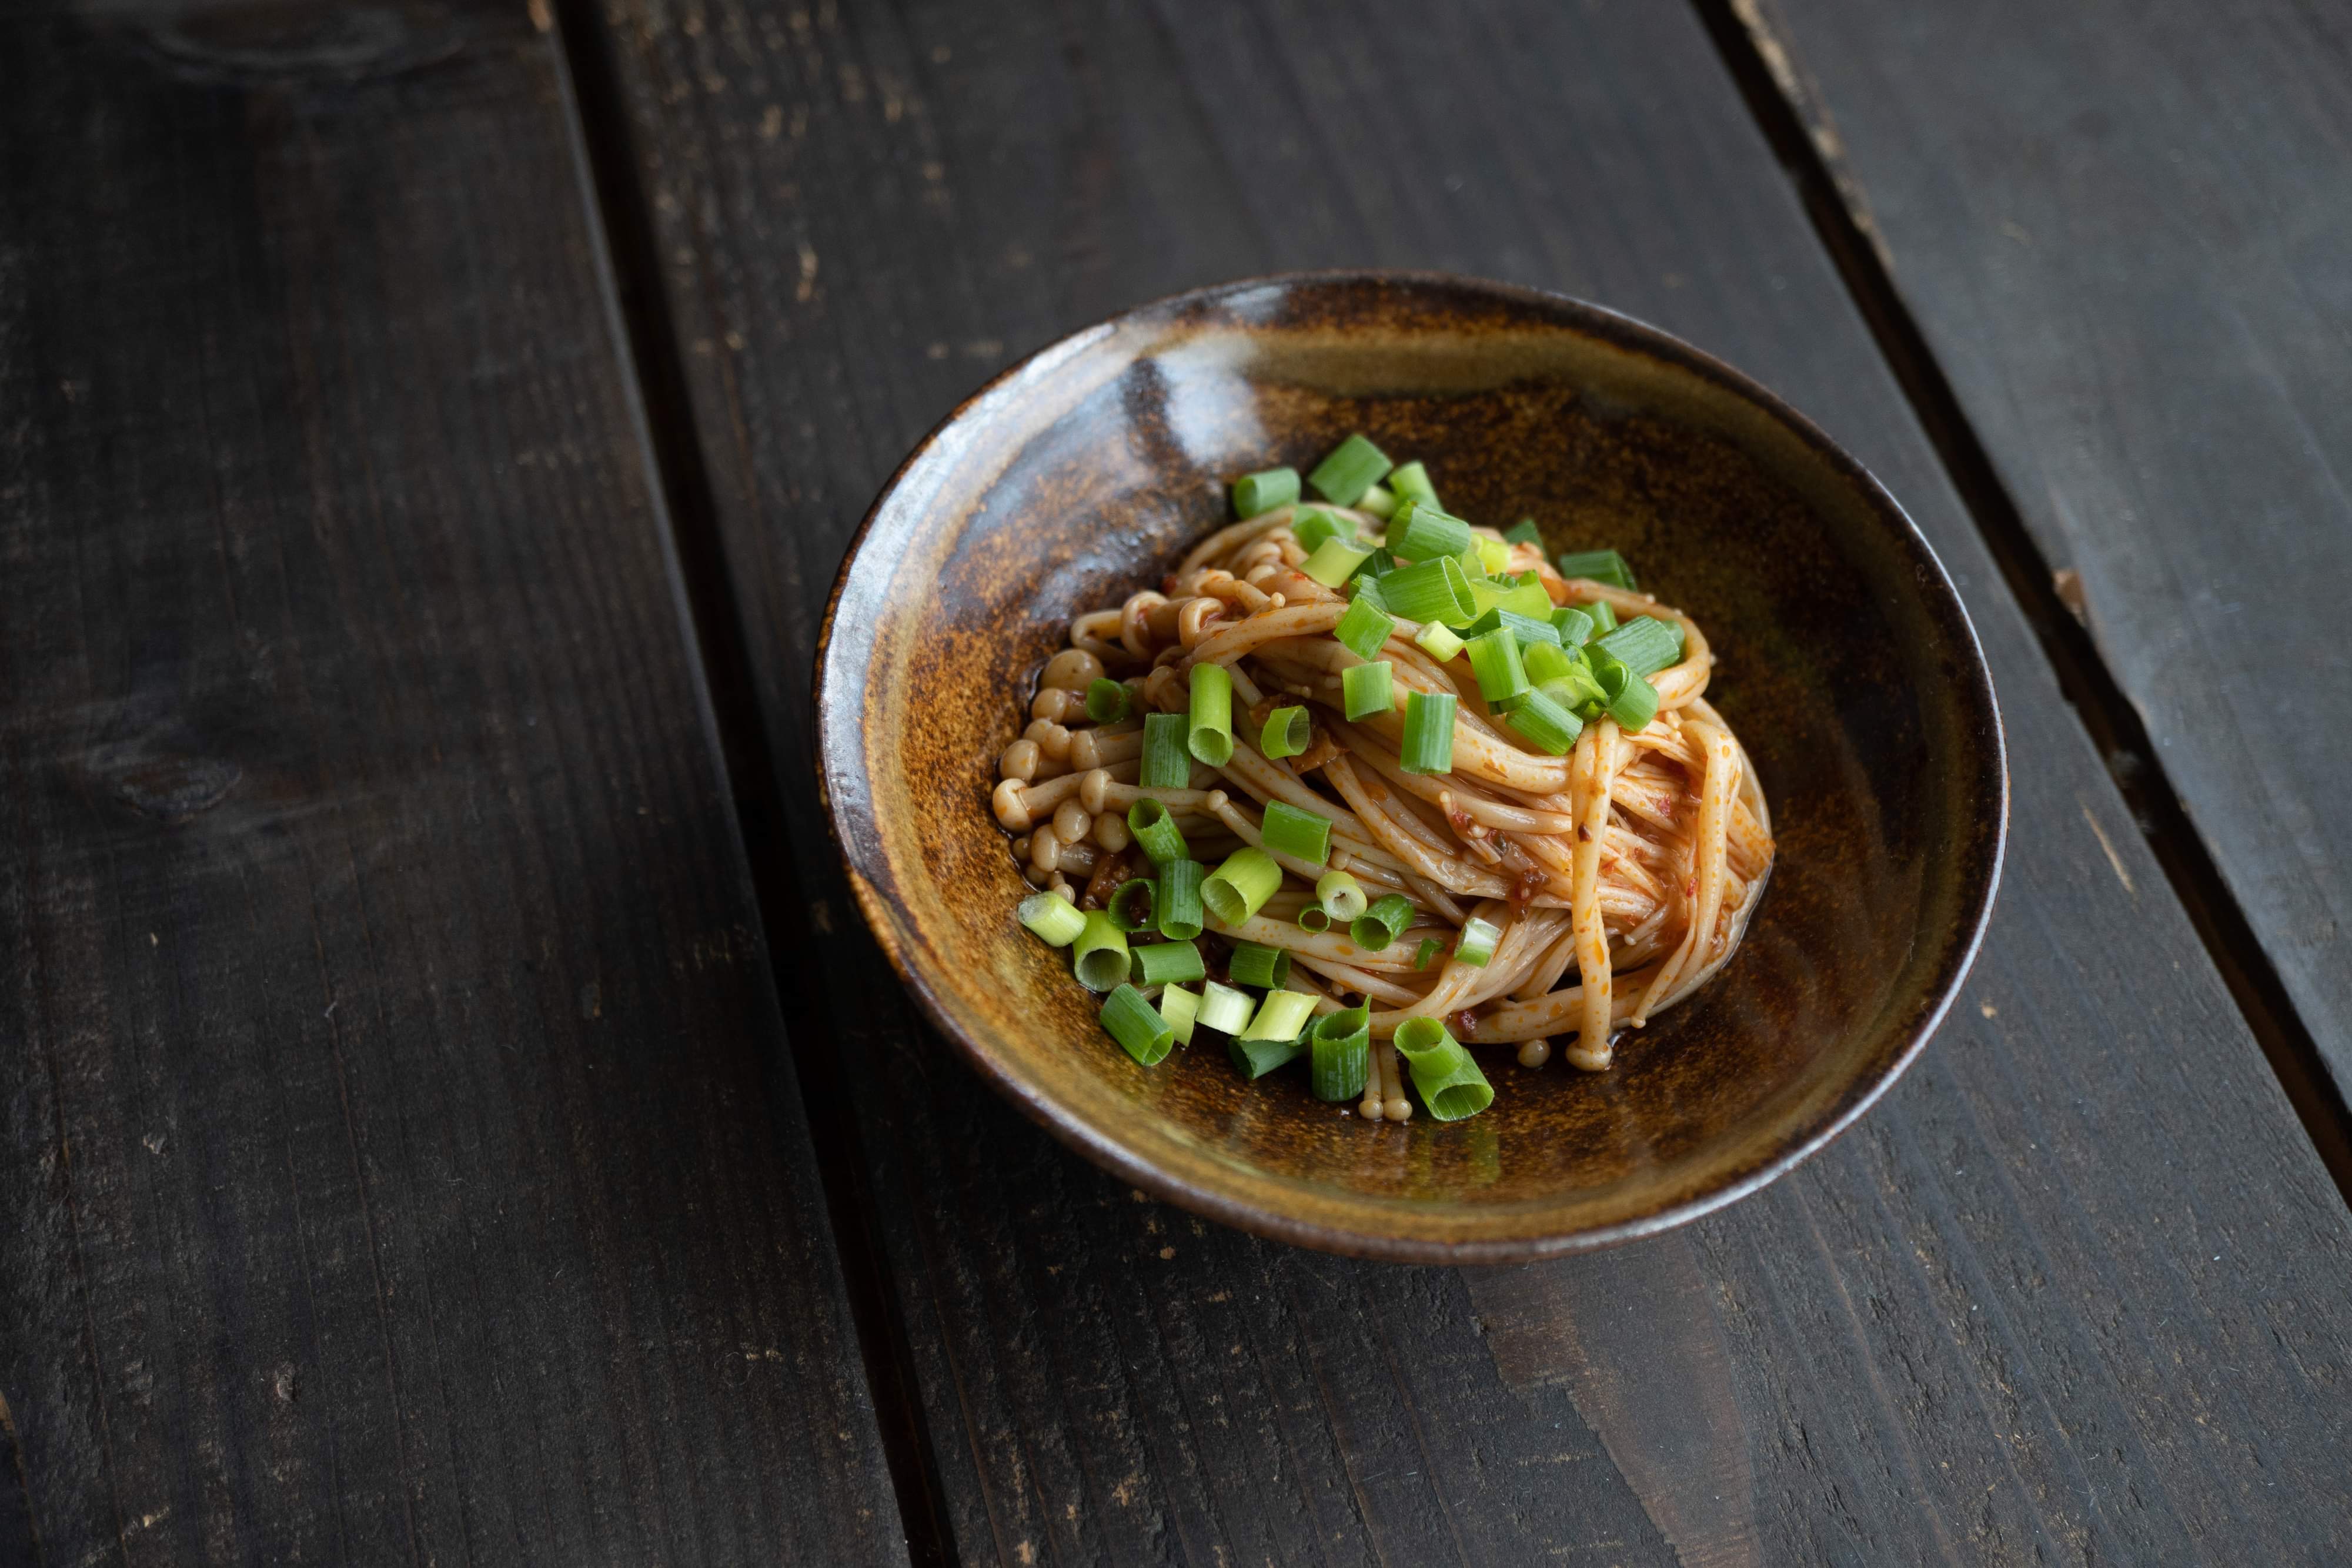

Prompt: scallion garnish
xmin=1259 ymin=704 xmax=1311 ymax=760
xmin=1389 ymin=498 xmax=1474 ymax=563
xmin=1522 ymin=640 xmax=1574 ymax=686
xmin=1551 ymin=605 xmax=1595 ymax=645
xmin=1412 ymin=937 xmax=1445 ymax=969
xmin=1334 ymin=596 xmax=1395 ymax=661
xmin=1227 ymin=1032 xmax=1305 ymax=1080
xmin=1084 ymin=677 xmax=1132 ymax=724
xmin=1586 ymin=598 xmax=1618 ymax=635
xmin=1227 ymin=940 xmax=1291 ymax=989
xmin=1301 ymin=537 xmax=1374 ymax=589
xmin=1241 ymin=988 xmax=1318 ymax=1042
xmin=1415 ymin=621 xmax=1466 ymax=663
xmin=1474 ymin=536 xmax=1512 ymax=576
xmin=1358 ymin=483 xmax=1397 ymax=520
xmin=1107 ymin=878 xmax=1158 ymax=933
xmin=1154 ymin=859 xmax=1205 ymax=940
xmin=1399 ymin=691 xmax=1458 ymax=774
xmin=1187 ymin=661 xmax=1235 ymax=766
xmin=1464 ymin=607 xmax=1561 ymax=648
xmin=1309 ymin=1006 xmax=1371 ymax=1102
xmin=1195 ymin=980 xmax=1253 ymax=1036
xmin=1586 ymin=647 xmax=1659 ymax=731
xmin=1291 ymin=507 xmax=1349 ymax=554
xmin=1348 ymin=894 xmax=1414 ymax=952
xmin=1314 ymin=869 xmax=1368 ymax=921
xmin=1502 ymin=518 xmax=1543 ymax=547
xmin=1140 ymin=712 xmax=1190 ymax=788
xmin=1018 ymin=891 xmax=1087 ymax=947
xmin=1201 ymin=847 xmax=1282 ymax=925
xmin=1503 ymin=687 xmax=1582 ymax=755
xmin=1132 ymin=940 xmax=1207 ymax=987
xmin=1555 ymin=548 xmax=1638 ymax=591
xmin=1298 ymin=905 xmax=1331 ymax=932
xmin=1379 ymin=556 xmax=1476 ymax=625
xmin=1467 ymin=573 xmax=1552 ymax=621
xmin=1232 ymin=466 xmax=1299 ymax=517
xmin=1391 ymin=1017 xmax=1495 ymax=1120
xmin=1261 ymin=801 xmax=1333 ymax=866
xmin=1453 ymin=916 xmax=1501 ymax=968
xmin=1073 ymin=911 xmax=1131 ymax=992
xmin=1595 ymin=615 xmax=1684 ymax=678
xmin=1342 ymin=660 xmax=1393 ymax=721
xmin=1388 ymin=460 xmax=1438 ymax=509
xmin=1127 ymin=797 xmax=1191 ymax=864
xmin=1307 ymin=433 xmax=1392 ymax=507
xmin=1159 ymin=983 xmax=1200 ymax=1046
xmin=1101 ymin=984 xmax=1175 ymax=1065
xmin=1466 ymin=628 xmax=1530 ymax=708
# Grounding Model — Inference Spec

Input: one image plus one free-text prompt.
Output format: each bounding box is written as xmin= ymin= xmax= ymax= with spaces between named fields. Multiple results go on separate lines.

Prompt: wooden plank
xmin=0 ymin=3 xmax=908 ymax=1562
xmin=582 ymin=0 xmax=2352 ymax=1559
xmin=1736 ymin=0 xmax=2352 ymax=1095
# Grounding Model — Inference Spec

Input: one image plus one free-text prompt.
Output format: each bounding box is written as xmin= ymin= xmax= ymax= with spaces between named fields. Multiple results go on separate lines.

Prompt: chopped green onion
xmin=1391 ymin=1017 xmax=1494 ymax=1121
xmin=1342 ymin=660 xmax=1394 ymax=721
xmin=1412 ymin=937 xmax=1445 ymax=970
xmin=1132 ymin=941 xmax=1207 ymax=987
xmin=1307 ymin=433 xmax=1392 ymax=506
xmin=1379 ymin=557 xmax=1476 ymax=624
xmin=1159 ymin=983 xmax=1200 ymax=1046
xmin=1467 ymin=573 xmax=1553 ymax=621
xmin=1315 ymin=870 xmax=1367 ymax=921
xmin=1196 ymin=980 xmax=1253 ymax=1036
xmin=1586 ymin=647 xmax=1660 ymax=731
xmin=1241 ymin=988 xmax=1319 ymax=1041
xmin=1187 ymin=661 xmax=1234 ymax=766
xmin=1388 ymin=460 xmax=1438 ymax=509
xmin=1227 ymin=940 xmax=1292 ymax=989
xmin=1474 ymin=536 xmax=1512 ymax=575
xmin=1154 ymin=858 xmax=1205 ymax=940
xmin=1348 ymin=572 xmax=1389 ymax=613
xmin=1551 ymin=605 xmax=1595 ymax=646
xmin=1555 ymin=549 xmax=1638 ymax=591
xmin=1259 ymin=705 xmax=1311 ymax=760
xmin=1399 ymin=691 xmax=1458 ymax=774
xmin=1107 ymin=878 xmax=1158 ymax=933
xmin=1521 ymin=640 xmax=1573 ymax=686
xmin=1502 ymin=518 xmax=1544 ymax=547
xmin=1358 ymin=483 xmax=1397 ymax=520
xmin=1127 ymin=798 xmax=1191 ymax=864
xmin=1233 ymin=467 xmax=1299 ymax=517
xmin=1453 ymin=916 xmax=1502 ymax=968
xmin=1465 ymin=607 xmax=1562 ymax=648
xmin=1586 ymin=598 xmax=1618 ymax=635
xmin=1228 ymin=1032 xmax=1304 ymax=1079
xmin=1389 ymin=498 xmax=1474 ymax=563
xmin=1466 ymin=628 xmax=1529 ymax=709
xmin=1073 ymin=911 xmax=1131 ymax=992
xmin=1504 ymin=687 xmax=1582 ymax=755
xmin=1309 ymin=1006 xmax=1371 ymax=1102
xmin=1261 ymin=801 xmax=1332 ymax=865
xmin=1018 ymin=891 xmax=1087 ymax=947
xmin=1354 ymin=544 xmax=1397 ymax=581
xmin=1301 ymin=537 xmax=1374 ymax=589
xmin=1101 ymin=984 xmax=1175 ymax=1065
xmin=1415 ymin=621 xmax=1466 ymax=663
xmin=1201 ymin=847 xmax=1282 ymax=925
xmin=1334 ymin=596 xmax=1395 ymax=661
xmin=1298 ymin=904 xmax=1331 ymax=932
xmin=1348 ymin=894 xmax=1415 ymax=952
xmin=1595 ymin=615 xmax=1685 ymax=678
xmin=1140 ymin=712 xmax=1190 ymax=788
xmin=1291 ymin=507 xmax=1349 ymax=554
xmin=1084 ymin=677 xmax=1132 ymax=724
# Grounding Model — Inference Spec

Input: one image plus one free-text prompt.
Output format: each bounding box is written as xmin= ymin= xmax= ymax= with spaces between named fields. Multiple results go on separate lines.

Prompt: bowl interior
xmin=820 ymin=275 xmax=2003 ymax=1261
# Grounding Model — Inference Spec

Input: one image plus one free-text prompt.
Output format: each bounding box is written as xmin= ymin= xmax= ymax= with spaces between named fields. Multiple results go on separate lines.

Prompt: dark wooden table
xmin=6 ymin=1 xmax=2348 ymax=1562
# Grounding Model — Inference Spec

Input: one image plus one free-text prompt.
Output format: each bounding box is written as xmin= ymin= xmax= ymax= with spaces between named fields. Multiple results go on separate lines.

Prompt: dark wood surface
xmin=1743 ymin=0 xmax=2352 ymax=1096
xmin=0 ymin=4 xmax=906 ymax=1563
xmin=577 ymin=0 xmax=2352 ymax=1563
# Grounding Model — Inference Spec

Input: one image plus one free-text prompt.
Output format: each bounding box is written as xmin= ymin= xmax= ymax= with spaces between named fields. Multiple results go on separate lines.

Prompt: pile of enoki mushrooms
xmin=991 ymin=502 xmax=1773 ymax=1114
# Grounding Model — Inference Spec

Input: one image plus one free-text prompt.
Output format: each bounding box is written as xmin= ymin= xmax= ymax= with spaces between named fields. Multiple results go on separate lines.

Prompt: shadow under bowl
xmin=818 ymin=272 xmax=2005 ymax=1263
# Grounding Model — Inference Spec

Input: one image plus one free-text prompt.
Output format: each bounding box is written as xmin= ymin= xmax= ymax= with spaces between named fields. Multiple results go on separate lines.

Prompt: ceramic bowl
xmin=817 ymin=273 xmax=2004 ymax=1262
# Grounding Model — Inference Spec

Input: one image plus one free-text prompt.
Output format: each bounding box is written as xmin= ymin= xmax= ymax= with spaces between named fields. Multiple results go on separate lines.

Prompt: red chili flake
xmin=1577 ymin=825 xmax=1592 ymax=842
xmin=1451 ymin=1009 xmax=1481 ymax=1038
xmin=1162 ymin=573 xmax=1181 ymax=595
xmin=1685 ymin=877 xmax=1699 ymax=899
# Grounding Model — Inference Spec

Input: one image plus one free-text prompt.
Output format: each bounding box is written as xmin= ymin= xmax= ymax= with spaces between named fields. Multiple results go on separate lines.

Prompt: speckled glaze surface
xmin=816 ymin=273 xmax=2005 ymax=1263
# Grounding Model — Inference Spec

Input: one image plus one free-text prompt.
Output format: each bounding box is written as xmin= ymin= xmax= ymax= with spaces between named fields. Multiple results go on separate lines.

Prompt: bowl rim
xmin=815 ymin=269 xmax=2008 ymax=1263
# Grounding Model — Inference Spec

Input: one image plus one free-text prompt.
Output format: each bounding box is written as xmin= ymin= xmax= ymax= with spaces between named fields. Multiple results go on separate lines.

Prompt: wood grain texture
xmin=1741 ymin=0 xmax=2352 ymax=1092
xmin=0 ymin=3 xmax=907 ymax=1562
xmin=585 ymin=0 xmax=2352 ymax=1560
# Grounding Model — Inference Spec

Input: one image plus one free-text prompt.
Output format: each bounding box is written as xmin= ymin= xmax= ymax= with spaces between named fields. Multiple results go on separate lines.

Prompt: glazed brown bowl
xmin=817 ymin=273 xmax=2004 ymax=1263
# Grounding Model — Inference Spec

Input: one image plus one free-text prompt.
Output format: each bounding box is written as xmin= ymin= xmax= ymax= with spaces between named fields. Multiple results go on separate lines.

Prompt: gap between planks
xmin=1688 ymin=0 xmax=2352 ymax=1201
xmin=542 ymin=4 xmax=961 ymax=1563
